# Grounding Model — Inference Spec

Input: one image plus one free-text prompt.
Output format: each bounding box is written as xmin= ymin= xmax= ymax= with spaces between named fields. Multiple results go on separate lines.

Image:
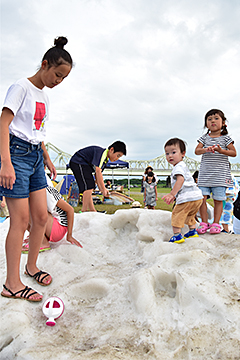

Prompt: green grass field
xmin=74 ymin=187 xmax=174 ymax=214
xmin=73 ymin=186 xmax=213 ymax=215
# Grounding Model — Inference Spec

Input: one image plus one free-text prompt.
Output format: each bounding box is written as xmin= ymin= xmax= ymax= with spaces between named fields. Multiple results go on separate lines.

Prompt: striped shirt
xmin=197 ymin=134 xmax=233 ymax=188
xmin=46 ymin=184 xmax=68 ymax=227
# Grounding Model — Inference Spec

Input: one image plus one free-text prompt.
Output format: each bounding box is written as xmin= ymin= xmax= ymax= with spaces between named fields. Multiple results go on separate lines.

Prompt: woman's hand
xmin=0 ymin=162 xmax=16 ymax=189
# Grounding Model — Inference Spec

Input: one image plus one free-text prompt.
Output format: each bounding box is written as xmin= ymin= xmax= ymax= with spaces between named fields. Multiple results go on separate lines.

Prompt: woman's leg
xmin=3 ymin=197 xmax=42 ymax=300
xmin=22 ymin=212 xmax=53 ymax=250
xmin=199 ymin=195 xmax=208 ymax=223
xmin=27 ymin=188 xmax=51 ymax=285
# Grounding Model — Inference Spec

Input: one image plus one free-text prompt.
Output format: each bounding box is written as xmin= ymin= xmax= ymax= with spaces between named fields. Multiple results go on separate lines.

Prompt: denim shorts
xmin=198 ymin=186 xmax=226 ymax=201
xmin=0 ymin=135 xmax=47 ymax=198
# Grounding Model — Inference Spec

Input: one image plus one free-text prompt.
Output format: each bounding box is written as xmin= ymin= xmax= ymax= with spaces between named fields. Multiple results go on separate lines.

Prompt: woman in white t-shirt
xmin=0 ymin=37 xmax=73 ymax=302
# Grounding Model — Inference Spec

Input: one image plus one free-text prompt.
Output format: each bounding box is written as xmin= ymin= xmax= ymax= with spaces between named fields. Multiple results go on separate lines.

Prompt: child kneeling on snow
xmin=162 ymin=138 xmax=203 ymax=243
xmin=22 ymin=175 xmax=82 ymax=253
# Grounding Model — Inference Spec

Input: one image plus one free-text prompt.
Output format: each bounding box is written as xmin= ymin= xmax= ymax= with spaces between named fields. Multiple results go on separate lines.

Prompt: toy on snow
xmin=42 ymin=297 xmax=64 ymax=326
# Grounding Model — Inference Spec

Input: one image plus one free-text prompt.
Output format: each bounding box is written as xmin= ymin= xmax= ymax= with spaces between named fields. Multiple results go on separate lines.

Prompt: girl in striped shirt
xmin=22 ymin=175 xmax=82 ymax=253
xmin=195 ymin=109 xmax=237 ymax=234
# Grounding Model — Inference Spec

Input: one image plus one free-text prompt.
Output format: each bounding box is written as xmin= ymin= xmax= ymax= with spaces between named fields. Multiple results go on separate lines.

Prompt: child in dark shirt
xmin=69 ymin=141 xmax=126 ymax=212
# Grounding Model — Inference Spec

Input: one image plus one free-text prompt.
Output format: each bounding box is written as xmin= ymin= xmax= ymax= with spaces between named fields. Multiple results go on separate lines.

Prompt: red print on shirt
xmin=34 ymin=102 xmax=46 ymax=130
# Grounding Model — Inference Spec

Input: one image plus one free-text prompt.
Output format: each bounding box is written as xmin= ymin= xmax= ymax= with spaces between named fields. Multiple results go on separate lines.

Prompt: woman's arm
xmin=56 ymin=198 xmax=82 ymax=247
xmin=41 ymin=142 xmax=57 ymax=180
xmin=0 ymin=108 xmax=15 ymax=189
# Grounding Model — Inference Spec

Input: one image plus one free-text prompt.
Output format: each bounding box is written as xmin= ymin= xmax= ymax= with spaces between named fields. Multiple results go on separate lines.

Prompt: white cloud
xmin=1 ymin=0 xmax=240 ymax=162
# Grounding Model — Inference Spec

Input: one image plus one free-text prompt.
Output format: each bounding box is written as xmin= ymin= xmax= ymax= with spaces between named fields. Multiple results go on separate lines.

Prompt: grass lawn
xmin=74 ymin=187 xmax=174 ymax=214
xmin=73 ymin=186 xmax=213 ymax=215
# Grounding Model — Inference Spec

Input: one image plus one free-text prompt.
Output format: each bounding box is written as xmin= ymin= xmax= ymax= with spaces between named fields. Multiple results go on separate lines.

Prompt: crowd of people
xmin=0 ymin=36 xmax=239 ymax=303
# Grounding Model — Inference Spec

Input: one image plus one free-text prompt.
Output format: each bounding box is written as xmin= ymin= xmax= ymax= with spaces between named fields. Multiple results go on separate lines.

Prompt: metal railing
xmin=45 ymin=142 xmax=240 ymax=176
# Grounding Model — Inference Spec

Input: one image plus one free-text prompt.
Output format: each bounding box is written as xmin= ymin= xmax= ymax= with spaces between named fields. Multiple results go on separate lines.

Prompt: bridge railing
xmin=45 ymin=142 xmax=240 ymax=174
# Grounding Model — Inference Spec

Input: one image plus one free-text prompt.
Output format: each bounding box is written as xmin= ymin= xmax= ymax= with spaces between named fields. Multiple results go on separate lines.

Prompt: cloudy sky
xmin=1 ymin=0 xmax=240 ymax=164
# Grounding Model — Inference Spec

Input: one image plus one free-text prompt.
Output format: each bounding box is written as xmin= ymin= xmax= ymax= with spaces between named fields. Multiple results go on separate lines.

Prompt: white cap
xmin=131 ymin=201 xmax=142 ymax=208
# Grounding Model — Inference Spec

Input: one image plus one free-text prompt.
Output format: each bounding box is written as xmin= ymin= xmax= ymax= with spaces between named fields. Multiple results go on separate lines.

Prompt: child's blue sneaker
xmin=169 ymin=234 xmax=185 ymax=243
xmin=183 ymin=229 xmax=199 ymax=239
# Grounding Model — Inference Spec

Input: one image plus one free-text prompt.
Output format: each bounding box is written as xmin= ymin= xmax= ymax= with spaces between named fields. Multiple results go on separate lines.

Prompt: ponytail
xmin=221 ymin=124 xmax=228 ymax=135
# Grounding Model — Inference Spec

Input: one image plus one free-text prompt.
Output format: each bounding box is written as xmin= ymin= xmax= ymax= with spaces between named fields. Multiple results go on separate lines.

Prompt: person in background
xmin=69 ymin=141 xmax=127 ymax=212
xmin=233 ymin=190 xmax=240 ymax=234
xmin=166 ymin=175 xmax=171 ymax=188
xmin=0 ymin=36 xmax=73 ymax=302
xmin=142 ymin=166 xmax=159 ymax=207
xmin=105 ymin=179 xmax=112 ymax=190
xmin=220 ymin=174 xmax=239 ymax=233
xmin=192 ymin=170 xmax=199 ymax=184
xmin=144 ymin=171 xmax=158 ymax=209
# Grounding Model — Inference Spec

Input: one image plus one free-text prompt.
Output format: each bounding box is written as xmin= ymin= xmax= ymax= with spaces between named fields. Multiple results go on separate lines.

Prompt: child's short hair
xmin=108 ymin=141 xmax=127 ymax=155
xmin=164 ymin=138 xmax=186 ymax=153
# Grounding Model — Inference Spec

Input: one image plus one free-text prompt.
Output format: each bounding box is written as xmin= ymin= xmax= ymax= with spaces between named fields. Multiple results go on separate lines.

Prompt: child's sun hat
xmin=131 ymin=201 xmax=142 ymax=208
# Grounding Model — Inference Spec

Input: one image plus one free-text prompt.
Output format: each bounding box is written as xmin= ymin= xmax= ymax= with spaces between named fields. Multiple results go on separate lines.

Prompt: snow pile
xmin=0 ymin=209 xmax=240 ymax=359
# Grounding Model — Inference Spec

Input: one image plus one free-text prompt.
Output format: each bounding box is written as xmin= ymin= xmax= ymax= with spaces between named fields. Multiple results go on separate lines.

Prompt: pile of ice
xmin=0 ymin=209 xmax=240 ymax=359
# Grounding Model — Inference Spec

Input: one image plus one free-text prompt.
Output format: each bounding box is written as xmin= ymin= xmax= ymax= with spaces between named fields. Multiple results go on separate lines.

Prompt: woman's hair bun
xmin=42 ymin=36 xmax=72 ymax=67
xmin=54 ymin=37 xmax=68 ymax=49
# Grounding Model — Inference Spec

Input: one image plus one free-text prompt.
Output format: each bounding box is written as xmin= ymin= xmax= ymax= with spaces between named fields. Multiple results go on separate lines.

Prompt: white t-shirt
xmin=3 ymin=78 xmax=49 ymax=144
xmin=171 ymin=161 xmax=203 ymax=205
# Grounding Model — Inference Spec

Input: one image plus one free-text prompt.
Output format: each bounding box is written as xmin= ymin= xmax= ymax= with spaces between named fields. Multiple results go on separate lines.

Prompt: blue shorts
xmin=0 ymin=135 xmax=47 ymax=198
xmin=198 ymin=186 xmax=226 ymax=201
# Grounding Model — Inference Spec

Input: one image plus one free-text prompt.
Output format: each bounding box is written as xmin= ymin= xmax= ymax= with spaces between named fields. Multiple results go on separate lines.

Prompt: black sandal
xmin=25 ymin=265 xmax=52 ymax=286
xmin=1 ymin=284 xmax=42 ymax=302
